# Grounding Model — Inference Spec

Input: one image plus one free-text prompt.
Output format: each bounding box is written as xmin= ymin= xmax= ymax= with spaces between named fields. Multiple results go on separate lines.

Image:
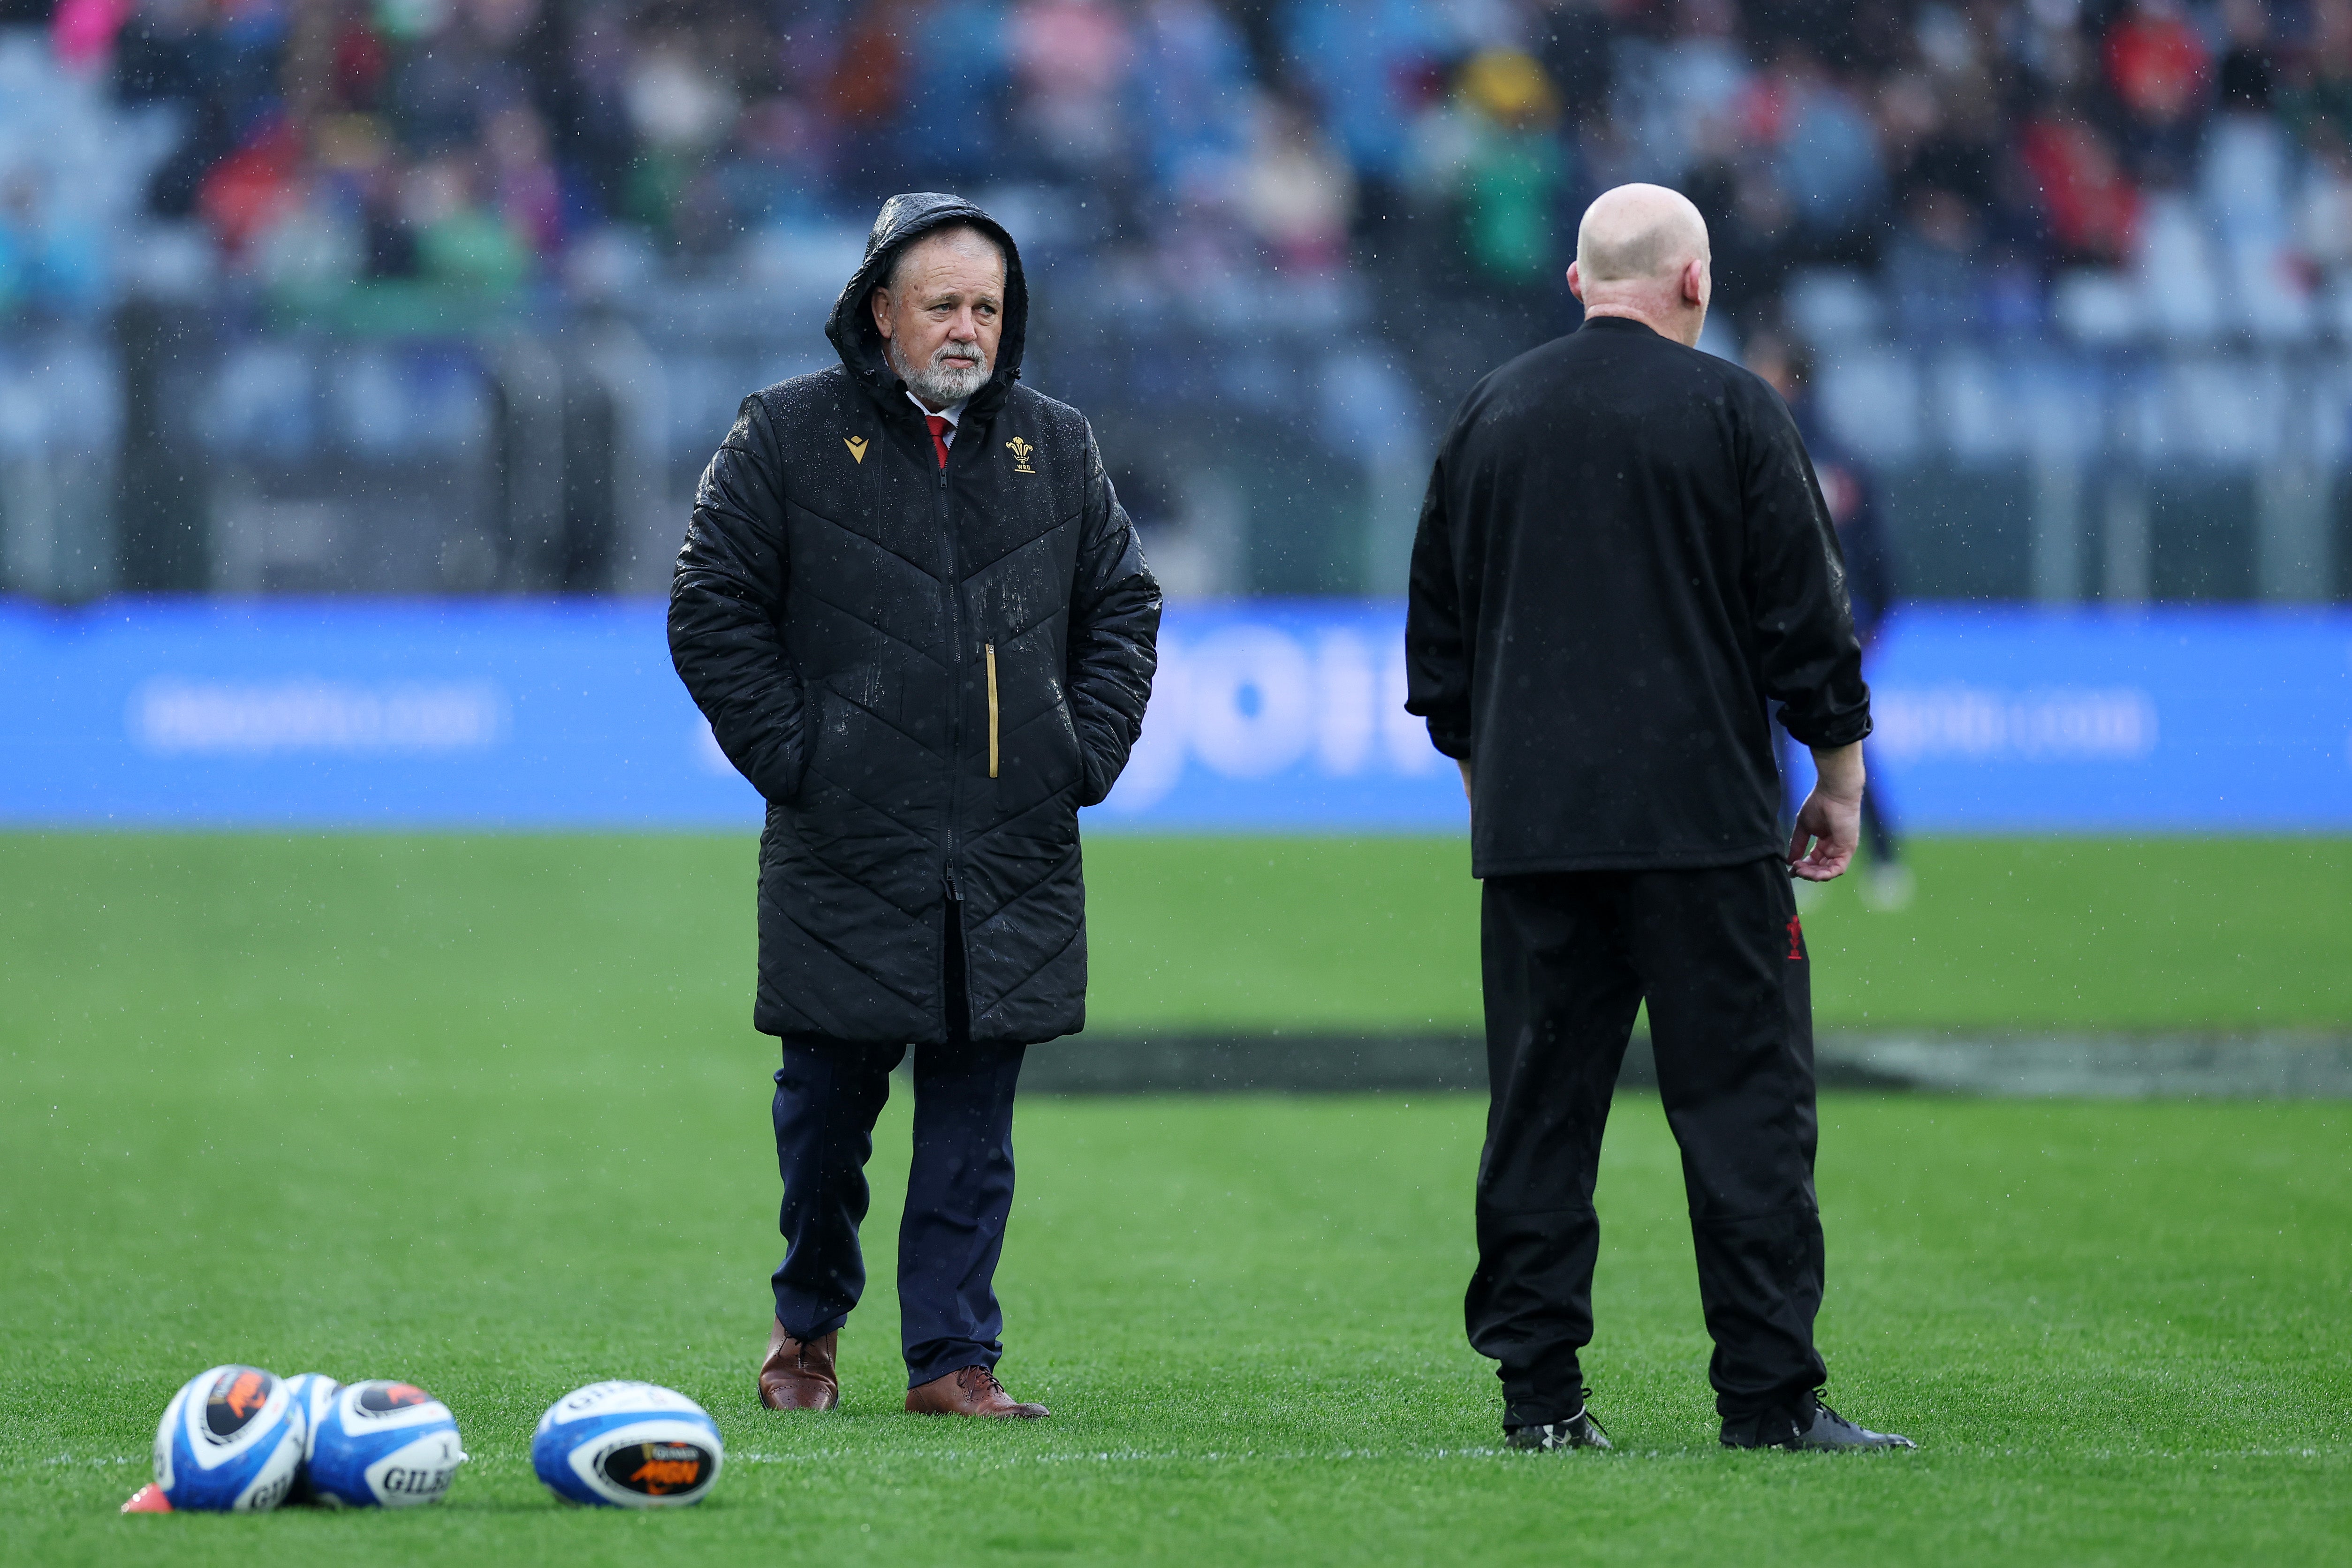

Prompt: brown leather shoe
xmin=904 ymin=1365 xmax=1048 ymax=1419
xmin=757 ymin=1319 xmax=839 ymax=1410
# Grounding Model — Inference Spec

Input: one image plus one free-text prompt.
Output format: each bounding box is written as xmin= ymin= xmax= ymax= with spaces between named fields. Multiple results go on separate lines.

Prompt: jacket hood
xmin=825 ymin=192 xmax=1027 ymax=420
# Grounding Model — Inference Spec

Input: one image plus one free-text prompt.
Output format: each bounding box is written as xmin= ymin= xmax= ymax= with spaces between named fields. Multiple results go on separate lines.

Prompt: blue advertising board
xmin=1793 ymin=607 xmax=2352 ymax=832
xmin=0 ymin=598 xmax=2346 ymax=832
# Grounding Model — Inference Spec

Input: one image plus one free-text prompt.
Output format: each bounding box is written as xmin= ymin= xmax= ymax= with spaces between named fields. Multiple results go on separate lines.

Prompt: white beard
xmin=894 ymin=340 xmax=991 ymax=405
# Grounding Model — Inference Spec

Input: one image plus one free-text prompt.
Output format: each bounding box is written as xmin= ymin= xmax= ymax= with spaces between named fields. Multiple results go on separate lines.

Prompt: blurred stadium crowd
xmin=3 ymin=0 xmax=2349 ymax=606
xmin=0 ymin=0 xmax=2344 ymax=344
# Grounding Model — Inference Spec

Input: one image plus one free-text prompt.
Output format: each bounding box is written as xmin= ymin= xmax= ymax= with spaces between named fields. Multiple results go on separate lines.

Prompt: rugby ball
xmin=152 ymin=1365 xmax=305 ymax=1513
xmin=306 ymin=1379 xmax=467 ymax=1507
xmin=279 ymin=1373 xmax=341 ymax=1504
xmin=531 ymin=1382 xmax=723 ymax=1508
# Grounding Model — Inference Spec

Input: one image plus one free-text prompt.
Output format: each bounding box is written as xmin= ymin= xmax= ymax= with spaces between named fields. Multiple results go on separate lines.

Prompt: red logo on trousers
xmin=1785 ymin=914 xmax=1806 ymax=961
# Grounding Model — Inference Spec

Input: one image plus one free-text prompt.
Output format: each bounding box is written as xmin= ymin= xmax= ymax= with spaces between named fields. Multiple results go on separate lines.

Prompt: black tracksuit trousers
xmin=767 ymin=905 xmax=1026 ymax=1387
xmin=1467 ymin=857 xmax=1829 ymax=1428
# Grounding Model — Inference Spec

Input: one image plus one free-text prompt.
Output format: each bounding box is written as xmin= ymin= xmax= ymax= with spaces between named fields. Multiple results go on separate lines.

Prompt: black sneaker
xmin=1505 ymin=1407 xmax=1612 ymax=1451
xmin=1721 ymin=1396 xmax=1914 ymax=1451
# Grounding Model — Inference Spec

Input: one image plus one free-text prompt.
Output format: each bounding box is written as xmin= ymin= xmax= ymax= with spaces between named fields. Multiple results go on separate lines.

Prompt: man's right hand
xmin=1788 ymin=741 xmax=1864 ymax=882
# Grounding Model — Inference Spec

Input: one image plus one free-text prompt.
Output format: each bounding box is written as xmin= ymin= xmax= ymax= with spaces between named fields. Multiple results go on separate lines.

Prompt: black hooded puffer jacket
xmin=669 ymin=193 xmax=1161 ymax=1045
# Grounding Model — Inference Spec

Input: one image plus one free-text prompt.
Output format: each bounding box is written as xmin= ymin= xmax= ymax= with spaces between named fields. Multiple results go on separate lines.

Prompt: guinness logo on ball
xmin=606 ymin=1441 xmax=710 ymax=1496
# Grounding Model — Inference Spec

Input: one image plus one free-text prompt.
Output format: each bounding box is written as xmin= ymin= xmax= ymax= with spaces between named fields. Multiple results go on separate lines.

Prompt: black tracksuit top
xmin=1404 ymin=315 xmax=1871 ymax=877
xmin=668 ymin=194 xmax=1161 ymax=1045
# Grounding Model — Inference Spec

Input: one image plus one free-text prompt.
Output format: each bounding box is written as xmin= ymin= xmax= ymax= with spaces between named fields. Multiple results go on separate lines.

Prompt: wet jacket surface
xmin=1404 ymin=315 xmax=1870 ymax=877
xmin=669 ymin=193 xmax=1161 ymax=1044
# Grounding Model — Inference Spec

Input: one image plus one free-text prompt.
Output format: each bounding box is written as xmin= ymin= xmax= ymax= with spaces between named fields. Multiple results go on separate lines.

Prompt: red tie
xmin=925 ymin=415 xmax=950 ymax=470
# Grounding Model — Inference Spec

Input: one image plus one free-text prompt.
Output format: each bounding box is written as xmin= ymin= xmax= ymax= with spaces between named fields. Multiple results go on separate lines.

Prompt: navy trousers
xmin=767 ymin=903 xmax=1026 ymax=1387
xmin=1467 ymin=859 xmax=1829 ymax=1428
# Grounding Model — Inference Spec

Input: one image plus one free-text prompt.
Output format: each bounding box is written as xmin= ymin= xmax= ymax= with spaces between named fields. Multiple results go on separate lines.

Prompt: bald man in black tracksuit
xmin=1405 ymin=183 xmax=1912 ymax=1453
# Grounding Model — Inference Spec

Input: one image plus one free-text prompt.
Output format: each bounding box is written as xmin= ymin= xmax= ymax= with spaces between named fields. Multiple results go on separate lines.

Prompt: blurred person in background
xmin=2200 ymin=4 xmax=2307 ymax=336
xmin=1448 ymin=50 xmax=1568 ymax=294
xmin=1406 ymin=183 xmax=1910 ymax=1454
xmin=895 ymin=0 xmax=1015 ymax=194
xmin=1396 ymin=46 xmax=1571 ymax=417
xmin=1239 ymin=89 xmax=1356 ymax=269
xmin=1008 ymin=0 xmax=1135 ymax=183
xmin=623 ymin=29 xmax=741 ymax=248
xmin=1281 ymin=0 xmax=1446 ymax=226
xmin=2102 ymin=0 xmax=2212 ymax=188
xmin=1748 ymin=38 xmax=1888 ymax=265
xmin=668 ymin=193 xmax=1159 ymax=1421
xmin=486 ymin=102 xmax=562 ymax=258
xmin=402 ymin=152 xmax=532 ymax=292
xmin=2283 ymin=0 xmax=2352 ymax=149
xmin=2018 ymin=94 xmax=2141 ymax=265
xmin=722 ymin=91 xmax=838 ymax=232
xmin=1746 ymin=329 xmax=1910 ymax=912
xmin=1135 ymin=0 xmax=1252 ymax=201
xmin=0 ymin=163 xmax=107 ymax=317
xmin=559 ymin=0 xmax=641 ymax=221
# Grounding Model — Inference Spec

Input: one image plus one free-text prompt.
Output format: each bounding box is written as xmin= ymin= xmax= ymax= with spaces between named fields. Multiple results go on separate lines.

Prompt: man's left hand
xmin=1788 ymin=741 xmax=1864 ymax=881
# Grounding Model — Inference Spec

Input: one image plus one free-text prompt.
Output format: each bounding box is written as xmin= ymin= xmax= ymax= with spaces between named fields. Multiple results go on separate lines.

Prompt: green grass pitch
xmin=1076 ymin=832 xmax=2352 ymax=1032
xmin=1 ymin=833 xmax=2348 ymax=1565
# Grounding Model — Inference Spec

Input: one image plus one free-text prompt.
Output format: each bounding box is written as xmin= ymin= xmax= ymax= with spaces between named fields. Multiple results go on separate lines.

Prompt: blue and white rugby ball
xmin=283 ymin=1372 xmax=342 ymax=1436
xmin=152 ymin=1365 xmax=305 ymax=1513
xmin=306 ymin=1379 xmax=467 ymax=1507
xmin=279 ymin=1374 xmax=341 ymax=1504
xmin=531 ymin=1382 xmax=723 ymax=1508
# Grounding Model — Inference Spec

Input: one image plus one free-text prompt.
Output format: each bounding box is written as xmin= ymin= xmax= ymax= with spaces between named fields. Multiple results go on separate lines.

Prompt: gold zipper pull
xmin=985 ymin=643 xmax=999 ymax=779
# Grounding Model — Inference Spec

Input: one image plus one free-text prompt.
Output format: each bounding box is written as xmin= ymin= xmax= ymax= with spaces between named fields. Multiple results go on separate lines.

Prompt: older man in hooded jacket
xmin=669 ymin=194 xmax=1160 ymax=1419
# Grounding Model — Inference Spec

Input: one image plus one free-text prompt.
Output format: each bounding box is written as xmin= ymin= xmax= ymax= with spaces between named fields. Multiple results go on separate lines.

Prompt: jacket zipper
xmin=940 ymin=453 xmax=962 ymax=904
xmin=985 ymin=643 xmax=999 ymax=779
xmin=938 ymin=440 xmax=975 ymax=1036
